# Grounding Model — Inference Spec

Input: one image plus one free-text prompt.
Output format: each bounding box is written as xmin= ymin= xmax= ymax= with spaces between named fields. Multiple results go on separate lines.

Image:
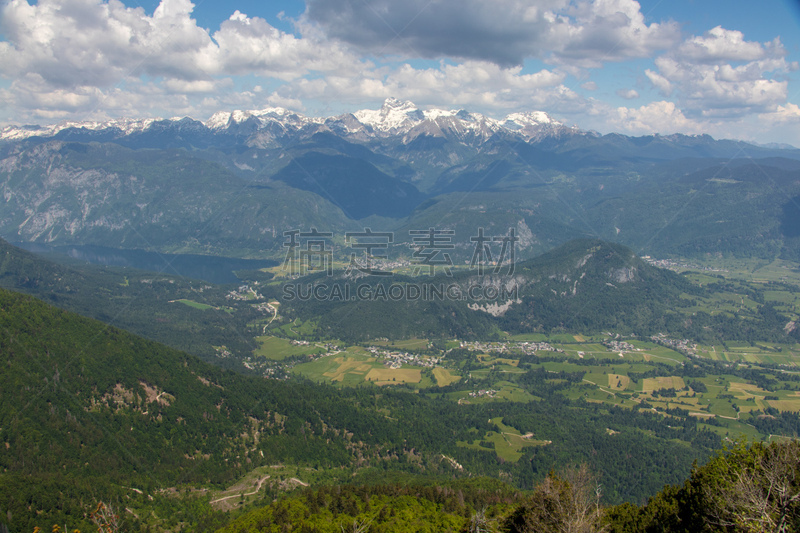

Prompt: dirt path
xmin=582 ymin=378 xmax=617 ymax=397
xmin=209 ymin=475 xmax=271 ymax=505
xmin=262 ymin=304 xmax=278 ymax=333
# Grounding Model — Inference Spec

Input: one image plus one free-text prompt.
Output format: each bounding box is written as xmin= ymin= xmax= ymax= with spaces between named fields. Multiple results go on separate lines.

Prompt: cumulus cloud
xmin=304 ymin=0 xmax=680 ymax=68
xmin=645 ymin=69 xmax=672 ymax=96
xmin=0 ymin=0 xmax=218 ymax=88
xmin=612 ymin=100 xmax=700 ymax=135
xmin=644 ymin=26 xmax=797 ymax=117
xmin=616 ymin=88 xmax=638 ymax=99
xmin=0 ymin=0 xmax=797 ymax=149
xmin=304 ymin=0 xmax=554 ymax=67
xmin=0 ymin=0 xmax=366 ymax=85
xmin=549 ymin=0 xmax=680 ymax=67
xmin=212 ymin=10 xmax=363 ymax=80
xmin=759 ymin=103 xmax=800 ymax=124
xmin=0 ymin=0 xmax=365 ymax=121
xmin=270 ymin=60 xmax=585 ymax=114
xmin=677 ymin=26 xmax=775 ymax=63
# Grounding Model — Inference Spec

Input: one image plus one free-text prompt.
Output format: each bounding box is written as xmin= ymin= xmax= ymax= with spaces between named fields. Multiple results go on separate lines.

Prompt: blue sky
xmin=1 ymin=0 xmax=799 ymax=145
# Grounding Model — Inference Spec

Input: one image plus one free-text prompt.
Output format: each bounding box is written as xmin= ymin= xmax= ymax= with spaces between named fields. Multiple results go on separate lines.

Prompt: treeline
xmin=216 ymin=479 xmax=522 ymax=533
xmin=215 ymin=440 xmax=800 ymax=533
xmin=605 ymin=439 xmax=800 ymax=532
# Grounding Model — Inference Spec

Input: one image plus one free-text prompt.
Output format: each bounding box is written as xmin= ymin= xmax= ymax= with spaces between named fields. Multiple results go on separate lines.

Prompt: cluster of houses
xmin=604 ymin=340 xmax=636 ymax=353
xmin=226 ymin=284 xmax=259 ymax=301
xmin=253 ymin=302 xmax=274 ymax=314
xmin=305 ymin=343 xmax=342 ymax=361
xmin=651 ymin=334 xmax=698 ymax=354
xmin=642 ymin=256 xmax=726 ymax=273
xmin=468 ymin=389 xmax=497 ymax=398
xmin=365 ymin=346 xmax=440 ymax=369
xmin=459 ymin=340 xmax=559 ymax=355
xmin=214 ymin=346 xmax=232 ymax=359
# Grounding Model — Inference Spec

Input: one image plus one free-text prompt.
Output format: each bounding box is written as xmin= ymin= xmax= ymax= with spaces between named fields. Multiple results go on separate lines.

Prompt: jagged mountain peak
xmin=502 ymin=111 xmax=558 ymax=128
xmin=350 ymin=98 xmax=509 ymax=142
xmin=382 ymin=96 xmax=417 ymax=111
xmin=0 ymin=99 xmax=580 ymax=145
xmin=0 ymin=116 xmax=162 ymax=140
xmin=205 ymin=106 xmax=314 ymax=130
xmin=515 ymin=239 xmax=645 ymax=284
xmin=499 ymin=111 xmax=584 ymax=141
xmin=353 ymin=97 xmax=425 ymax=132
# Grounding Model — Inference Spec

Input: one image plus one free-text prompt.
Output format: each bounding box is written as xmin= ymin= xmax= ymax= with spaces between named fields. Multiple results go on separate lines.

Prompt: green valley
xmin=2 ymin=238 xmax=800 ymax=532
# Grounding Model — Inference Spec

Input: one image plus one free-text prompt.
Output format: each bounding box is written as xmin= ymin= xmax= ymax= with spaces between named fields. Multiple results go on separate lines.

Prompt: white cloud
xmin=644 ymin=27 xmax=795 ymax=117
xmin=645 ymin=69 xmax=672 ymax=96
xmin=612 ymin=100 xmax=700 ymax=135
xmin=549 ymin=0 xmax=681 ymax=67
xmin=765 ymin=103 xmax=800 ymax=123
xmin=211 ymin=11 xmax=364 ymax=80
xmin=0 ymin=0 xmax=796 ymax=149
xmin=749 ymin=103 xmax=800 ymax=147
xmin=0 ymin=0 xmax=376 ymax=122
xmin=0 ymin=0 xmax=220 ymax=88
xmin=4 ymin=0 xmax=367 ymax=85
xmin=270 ymin=60 xmax=584 ymax=115
xmin=677 ymin=26 xmax=773 ymax=63
xmin=164 ymin=78 xmax=234 ymax=93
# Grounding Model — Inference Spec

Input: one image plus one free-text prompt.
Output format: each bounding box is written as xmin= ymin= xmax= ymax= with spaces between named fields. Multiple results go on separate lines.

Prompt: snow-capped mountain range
xmin=1 ymin=93 xmax=799 ymax=263
xmin=0 ymin=98 xmax=579 ymax=145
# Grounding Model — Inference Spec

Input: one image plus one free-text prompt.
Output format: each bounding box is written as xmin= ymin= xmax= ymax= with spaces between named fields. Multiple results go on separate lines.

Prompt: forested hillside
xmin=216 ymin=440 xmax=800 ymax=533
xmin=275 ymin=239 xmax=799 ymax=344
xmin=0 ymin=287 xmax=725 ymax=531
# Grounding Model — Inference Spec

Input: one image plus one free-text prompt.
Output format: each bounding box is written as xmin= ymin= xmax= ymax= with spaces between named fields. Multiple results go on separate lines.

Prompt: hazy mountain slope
xmin=579 ymin=161 xmax=800 ymax=259
xmin=275 ymin=240 xmax=691 ymax=341
xmin=275 ymin=238 xmax=797 ymax=343
xmin=0 ymin=141 xmax=357 ymax=254
xmin=2 ymin=99 xmax=800 ymax=261
xmin=271 ymin=152 xmax=426 ymax=219
xmin=0 ymin=238 xmax=266 ymax=366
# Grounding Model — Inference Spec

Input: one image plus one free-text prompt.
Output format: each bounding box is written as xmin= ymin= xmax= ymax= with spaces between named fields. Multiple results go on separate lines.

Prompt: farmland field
xmin=292 ymin=349 xmax=426 ymax=387
xmin=642 ymin=376 xmax=686 ymax=392
xmin=432 ymin=367 xmax=461 ymax=386
xmin=458 ymin=417 xmax=550 ymax=462
xmin=365 ymin=367 xmax=422 ymax=385
xmin=173 ymin=299 xmax=214 ymax=310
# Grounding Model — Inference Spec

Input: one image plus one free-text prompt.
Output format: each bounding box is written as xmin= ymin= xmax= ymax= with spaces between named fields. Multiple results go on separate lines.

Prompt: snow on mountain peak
xmin=0 ymin=100 xmax=575 ymax=143
xmin=502 ymin=111 xmax=558 ymax=129
xmin=206 ymin=107 xmax=311 ymax=130
xmin=353 ymin=98 xmax=425 ymax=132
xmin=0 ymin=117 xmax=163 ymax=140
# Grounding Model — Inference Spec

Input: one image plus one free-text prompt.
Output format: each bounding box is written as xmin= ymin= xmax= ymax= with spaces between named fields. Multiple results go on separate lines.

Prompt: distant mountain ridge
xmin=1 ymin=98 xmax=800 ymax=261
xmin=0 ymin=97 xmax=578 ymax=146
